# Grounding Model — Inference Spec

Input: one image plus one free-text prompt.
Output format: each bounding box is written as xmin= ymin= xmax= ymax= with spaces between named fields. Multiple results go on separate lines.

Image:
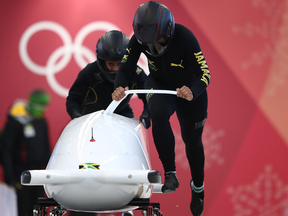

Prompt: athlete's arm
xmin=66 ymin=65 xmax=91 ymax=118
xmin=114 ymin=35 xmax=142 ymax=89
xmin=181 ymin=25 xmax=211 ymax=99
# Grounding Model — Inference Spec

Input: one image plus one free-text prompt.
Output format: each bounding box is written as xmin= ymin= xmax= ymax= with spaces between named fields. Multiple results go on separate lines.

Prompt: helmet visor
xmin=144 ymin=34 xmax=169 ymax=57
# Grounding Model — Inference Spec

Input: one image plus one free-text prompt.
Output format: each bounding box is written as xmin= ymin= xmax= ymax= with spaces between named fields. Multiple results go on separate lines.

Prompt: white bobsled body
xmin=21 ymin=90 xmax=177 ymax=213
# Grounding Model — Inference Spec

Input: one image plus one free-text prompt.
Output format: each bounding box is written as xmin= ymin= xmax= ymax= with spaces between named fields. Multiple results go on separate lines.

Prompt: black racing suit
xmin=0 ymin=100 xmax=51 ymax=216
xmin=66 ymin=61 xmax=149 ymax=216
xmin=66 ymin=60 xmax=148 ymax=119
xmin=115 ymin=24 xmax=210 ymax=187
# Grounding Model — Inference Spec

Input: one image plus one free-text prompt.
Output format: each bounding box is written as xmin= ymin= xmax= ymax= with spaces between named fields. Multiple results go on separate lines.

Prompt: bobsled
xmin=21 ymin=90 xmax=177 ymax=216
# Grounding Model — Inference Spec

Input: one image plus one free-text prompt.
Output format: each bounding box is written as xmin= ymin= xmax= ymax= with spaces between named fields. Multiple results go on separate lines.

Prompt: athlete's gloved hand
xmin=140 ymin=107 xmax=151 ymax=129
xmin=71 ymin=110 xmax=82 ymax=119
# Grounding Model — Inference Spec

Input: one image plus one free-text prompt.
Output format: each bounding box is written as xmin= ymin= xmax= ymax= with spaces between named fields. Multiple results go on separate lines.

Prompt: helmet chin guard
xmin=96 ymin=59 xmax=117 ymax=83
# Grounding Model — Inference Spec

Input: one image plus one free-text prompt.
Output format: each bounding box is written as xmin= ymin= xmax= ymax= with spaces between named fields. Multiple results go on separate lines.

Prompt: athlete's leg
xmin=145 ymin=77 xmax=179 ymax=193
xmin=145 ymin=77 xmax=177 ymax=172
xmin=176 ymin=91 xmax=207 ymax=186
xmin=176 ymin=91 xmax=207 ymax=215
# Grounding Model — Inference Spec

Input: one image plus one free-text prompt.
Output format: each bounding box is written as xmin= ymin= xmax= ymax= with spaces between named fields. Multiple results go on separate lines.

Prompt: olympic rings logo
xmin=19 ymin=21 xmax=148 ymax=97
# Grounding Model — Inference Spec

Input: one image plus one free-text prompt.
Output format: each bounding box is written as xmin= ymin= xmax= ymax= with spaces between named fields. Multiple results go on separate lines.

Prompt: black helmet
xmin=95 ymin=30 xmax=129 ymax=83
xmin=133 ymin=1 xmax=175 ymax=57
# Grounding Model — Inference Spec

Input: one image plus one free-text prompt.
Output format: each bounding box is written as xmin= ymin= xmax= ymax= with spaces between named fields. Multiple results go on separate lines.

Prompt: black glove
xmin=140 ymin=108 xmax=151 ymax=129
xmin=71 ymin=110 xmax=82 ymax=119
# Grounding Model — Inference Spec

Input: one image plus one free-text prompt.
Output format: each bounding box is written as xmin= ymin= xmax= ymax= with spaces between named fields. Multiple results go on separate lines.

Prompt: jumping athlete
xmin=112 ymin=2 xmax=211 ymax=215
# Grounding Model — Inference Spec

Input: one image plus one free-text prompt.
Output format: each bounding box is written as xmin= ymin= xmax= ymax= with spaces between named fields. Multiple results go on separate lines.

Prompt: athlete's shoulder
xmin=175 ymin=23 xmax=195 ymax=37
xmin=77 ymin=60 xmax=99 ymax=80
xmin=129 ymin=34 xmax=138 ymax=44
xmin=81 ymin=60 xmax=99 ymax=72
xmin=174 ymin=23 xmax=199 ymax=50
xmin=126 ymin=35 xmax=143 ymax=52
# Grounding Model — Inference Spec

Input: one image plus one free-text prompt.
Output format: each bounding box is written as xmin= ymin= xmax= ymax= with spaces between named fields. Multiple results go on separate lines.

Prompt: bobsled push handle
xmin=104 ymin=89 xmax=177 ymax=116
